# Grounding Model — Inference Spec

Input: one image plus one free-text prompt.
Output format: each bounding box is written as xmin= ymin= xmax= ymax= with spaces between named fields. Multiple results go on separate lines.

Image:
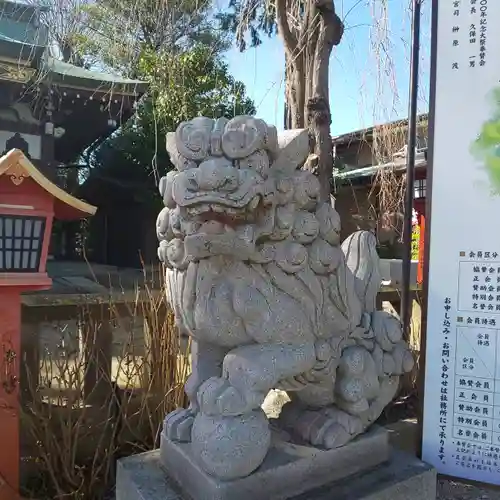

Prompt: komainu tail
xmin=341 ymin=231 xmax=381 ymax=313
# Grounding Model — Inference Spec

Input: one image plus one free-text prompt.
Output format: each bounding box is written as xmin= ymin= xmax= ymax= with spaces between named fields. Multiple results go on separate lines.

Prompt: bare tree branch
xmin=275 ymin=0 xmax=298 ymax=55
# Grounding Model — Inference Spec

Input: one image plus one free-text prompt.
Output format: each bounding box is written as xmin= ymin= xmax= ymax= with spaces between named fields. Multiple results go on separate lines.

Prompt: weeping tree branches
xmin=79 ymin=0 xmax=228 ymax=78
xmin=28 ymin=0 xmax=228 ymax=79
xmin=361 ymin=0 xmax=429 ymax=244
xmin=27 ymin=0 xmax=92 ymax=65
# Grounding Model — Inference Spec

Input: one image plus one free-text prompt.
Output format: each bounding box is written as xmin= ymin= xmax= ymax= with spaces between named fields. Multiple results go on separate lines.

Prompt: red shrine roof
xmin=0 ymin=149 xmax=97 ymax=220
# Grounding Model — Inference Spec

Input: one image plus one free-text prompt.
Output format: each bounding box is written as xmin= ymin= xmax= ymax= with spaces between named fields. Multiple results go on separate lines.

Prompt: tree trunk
xmin=282 ymin=41 xmax=305 ymax=127
xmin=284 ymin=52 xmax=292 ymax=129
xmin=276 ymin=0 xmax=343 ymax=202
xmin=306 ymin=0 xmax=343 ymax=202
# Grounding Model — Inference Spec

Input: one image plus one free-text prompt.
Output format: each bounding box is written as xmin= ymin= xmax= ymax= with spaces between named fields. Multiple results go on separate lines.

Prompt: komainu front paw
xmin=197 ymin=377 xmax=264 ymax=416
xmin=164 ymin=408 xmax=196 ymax=442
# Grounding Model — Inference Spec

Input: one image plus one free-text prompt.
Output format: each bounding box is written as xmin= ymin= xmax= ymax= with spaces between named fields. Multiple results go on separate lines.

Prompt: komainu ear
xmin=165 ymin=131 xmax=196 ymax=171
xmin=165 ymin=132 xmax=177 ymax=158
xmin=272 ymin=129 xmax=310 ymax=174
xmin=220 ymin=116 xmax=277 ymax=159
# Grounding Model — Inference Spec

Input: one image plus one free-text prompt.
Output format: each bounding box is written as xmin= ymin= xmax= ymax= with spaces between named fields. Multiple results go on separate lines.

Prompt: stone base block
xmin=116 ymin=427 xmax=436 ymax=500
xmin=116 ymin=449 xmax=435 ymax=500
xmin=159 ymin=426 xmax=389 ymax=500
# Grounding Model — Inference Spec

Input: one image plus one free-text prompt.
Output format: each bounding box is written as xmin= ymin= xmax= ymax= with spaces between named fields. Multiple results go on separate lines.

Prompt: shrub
xmin=20 ymin=267 xmax=189 ymax=499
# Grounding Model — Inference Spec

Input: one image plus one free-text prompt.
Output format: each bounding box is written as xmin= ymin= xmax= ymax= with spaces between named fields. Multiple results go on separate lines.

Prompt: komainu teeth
xmin=188 ymin=205 xmax=204 ymax=215
xmin=187 ymin=202 xmax=251 ymax=218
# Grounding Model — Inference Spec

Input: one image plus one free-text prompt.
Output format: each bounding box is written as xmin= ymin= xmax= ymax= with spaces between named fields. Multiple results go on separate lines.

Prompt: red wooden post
xmin=413 ymin=195 xmax=426 ymax=286
xmin=417 ymin=212 xmax=425 ymax=285
xmin=0 ymin=291 xmax=21 ymax=499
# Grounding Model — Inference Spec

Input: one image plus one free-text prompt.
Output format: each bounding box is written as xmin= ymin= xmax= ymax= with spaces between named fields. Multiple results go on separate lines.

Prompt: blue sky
xmin=224 ymin=0 xmax=431 ymax=136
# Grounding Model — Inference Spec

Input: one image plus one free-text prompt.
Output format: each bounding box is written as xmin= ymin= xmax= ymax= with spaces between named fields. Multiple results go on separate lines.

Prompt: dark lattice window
xmin=0 ymin=215 xmax=45 ymax=272
xmin=414 ymin=178 xmax=426 ymax=199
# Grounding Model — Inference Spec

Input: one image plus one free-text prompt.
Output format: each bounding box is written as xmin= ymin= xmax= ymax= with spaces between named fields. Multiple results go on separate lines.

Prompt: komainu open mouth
xmin=185 ymin=195 xmax=261 ymax=227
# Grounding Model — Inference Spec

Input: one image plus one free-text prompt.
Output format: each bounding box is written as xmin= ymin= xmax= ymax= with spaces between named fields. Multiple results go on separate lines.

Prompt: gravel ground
xmin=437 ymin=479 xmax=500 ymax=499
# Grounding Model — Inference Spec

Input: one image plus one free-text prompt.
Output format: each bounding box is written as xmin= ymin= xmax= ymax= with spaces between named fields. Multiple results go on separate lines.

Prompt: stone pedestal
xmin=116 ymin=427 xmax=437 ymax=500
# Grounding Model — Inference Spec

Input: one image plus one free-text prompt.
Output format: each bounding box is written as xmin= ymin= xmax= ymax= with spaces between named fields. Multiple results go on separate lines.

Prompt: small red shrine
xmin=0 ymin=148 xmax=96 ymax=498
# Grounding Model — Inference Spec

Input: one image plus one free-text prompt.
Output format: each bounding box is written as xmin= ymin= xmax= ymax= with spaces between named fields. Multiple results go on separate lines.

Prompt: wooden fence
xmin=15 ymin=289 xmax=191 ymax=497
xmin=19 ymin=285 xmax=422 ymax=405
xmin=20 ymin=289 xmax=175 ymax=405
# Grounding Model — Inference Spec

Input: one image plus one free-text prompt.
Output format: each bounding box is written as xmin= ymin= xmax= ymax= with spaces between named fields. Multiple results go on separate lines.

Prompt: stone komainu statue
xmin=156 ymin=116 xmax=414 ymax=480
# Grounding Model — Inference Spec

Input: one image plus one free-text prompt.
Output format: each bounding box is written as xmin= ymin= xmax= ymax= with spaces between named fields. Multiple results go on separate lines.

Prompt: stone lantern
xmin=0 ymin=148 xmax=96 ymax=498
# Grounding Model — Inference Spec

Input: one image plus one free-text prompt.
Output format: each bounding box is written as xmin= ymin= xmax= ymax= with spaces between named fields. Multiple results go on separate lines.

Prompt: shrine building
xmin=0 ymin=0 xmax=147 ymax=258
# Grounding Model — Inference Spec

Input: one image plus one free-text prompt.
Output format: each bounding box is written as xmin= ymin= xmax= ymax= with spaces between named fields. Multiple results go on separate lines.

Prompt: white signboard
xmin=422 ymin=0 xmax=500 ymax=485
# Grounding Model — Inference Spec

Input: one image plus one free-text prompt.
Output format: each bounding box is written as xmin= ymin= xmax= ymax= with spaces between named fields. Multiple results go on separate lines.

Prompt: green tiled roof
xmin=333 ymin=157 xmax=427 ymax=181
xmin=0 ymin=0 xmax=147 ymax=94
xmin=44 ymin=57 xmax=147 ymax=93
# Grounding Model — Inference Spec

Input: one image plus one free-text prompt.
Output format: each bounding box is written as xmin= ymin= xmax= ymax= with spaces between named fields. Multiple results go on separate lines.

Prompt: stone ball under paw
xmin=191 ymin=409 xmax=271 ymax=480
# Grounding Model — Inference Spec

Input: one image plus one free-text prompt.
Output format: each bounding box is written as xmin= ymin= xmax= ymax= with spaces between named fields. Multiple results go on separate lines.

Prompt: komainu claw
xmin=164 ymin=408 xmax=195 ymax=442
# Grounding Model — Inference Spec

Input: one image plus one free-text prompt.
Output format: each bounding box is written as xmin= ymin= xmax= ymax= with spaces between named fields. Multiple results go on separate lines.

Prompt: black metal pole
xmin=401 ymin=0 xmax=422 ymax=336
